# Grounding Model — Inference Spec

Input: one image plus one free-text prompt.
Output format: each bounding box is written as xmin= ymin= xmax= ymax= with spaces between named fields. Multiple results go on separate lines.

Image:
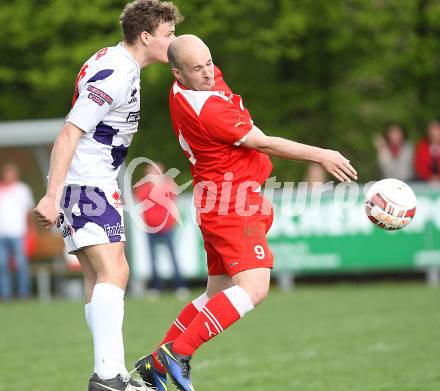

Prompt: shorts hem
xmin=228 ymin=264 xmax=273 ymax=277
xmin=66 ymin=237 xmax=126 ymax=255
xmin=208 ymin=264 xmax=274 ymax=277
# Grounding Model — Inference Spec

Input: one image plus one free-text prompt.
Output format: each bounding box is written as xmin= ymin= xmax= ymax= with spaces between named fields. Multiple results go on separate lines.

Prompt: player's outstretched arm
xmin=242 ymin=125 xmax=358 ymax=182
xmin=34 ymin=122 xmax=84 ymax=228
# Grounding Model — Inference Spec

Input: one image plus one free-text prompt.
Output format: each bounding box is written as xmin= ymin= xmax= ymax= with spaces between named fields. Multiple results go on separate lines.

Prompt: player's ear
xmin=171 ymin=67 xmax=181 ymax=80
xmin=140 ymin=31 xmax=151 ymax=46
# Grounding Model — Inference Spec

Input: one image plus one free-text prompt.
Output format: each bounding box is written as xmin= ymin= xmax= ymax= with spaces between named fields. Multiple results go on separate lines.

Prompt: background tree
xmin=2 ymin=0 xmax=440 ymax=183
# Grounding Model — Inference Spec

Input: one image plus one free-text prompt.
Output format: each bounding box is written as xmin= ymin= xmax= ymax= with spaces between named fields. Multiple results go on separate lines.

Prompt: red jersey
xmin=415 ymin=138 xmax=440 ymax=180
xmin=169 ymin=66 xmax=272 ymax=213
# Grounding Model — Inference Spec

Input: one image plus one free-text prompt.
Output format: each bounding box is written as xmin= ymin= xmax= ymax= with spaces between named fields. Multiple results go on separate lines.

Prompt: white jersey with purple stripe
xmin=65 ymin=43 xmax=141 ymax=188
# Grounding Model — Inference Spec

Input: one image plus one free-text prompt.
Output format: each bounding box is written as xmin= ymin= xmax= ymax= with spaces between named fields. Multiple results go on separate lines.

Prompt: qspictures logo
xmin=118 ymin=157 xmax=381 ymax=233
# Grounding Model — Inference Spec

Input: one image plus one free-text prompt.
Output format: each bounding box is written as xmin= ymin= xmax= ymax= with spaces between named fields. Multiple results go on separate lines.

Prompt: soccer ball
xmin=365 ymin=178 xmax=416 ymax=230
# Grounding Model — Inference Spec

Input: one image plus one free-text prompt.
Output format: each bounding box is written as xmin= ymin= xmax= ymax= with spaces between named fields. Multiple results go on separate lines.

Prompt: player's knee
xmin=245 ymin=283 xmax=269 ymax=306
xmin=253 ymin=286 xmax=269 ymax=305
xmin=118 ymin=260 xmax=129 ymax=285
xmin=96 ymin=259 xmax=129 ymax=286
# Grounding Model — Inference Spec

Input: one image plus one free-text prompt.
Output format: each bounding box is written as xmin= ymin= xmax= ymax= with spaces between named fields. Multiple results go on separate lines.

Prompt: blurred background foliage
xmin=2 ymin=0 xmax=440 ymax=183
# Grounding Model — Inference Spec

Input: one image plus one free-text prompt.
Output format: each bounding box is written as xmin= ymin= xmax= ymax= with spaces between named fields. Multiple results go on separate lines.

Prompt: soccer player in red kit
xmin=136 ymin=35 xmax=358 ymax=391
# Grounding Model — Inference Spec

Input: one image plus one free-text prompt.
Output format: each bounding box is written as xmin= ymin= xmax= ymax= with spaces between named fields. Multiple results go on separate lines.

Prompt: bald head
xmin=168 ymin=35 xmax=215 ymax=90
xmin=167 ymin=34 xmax=208 ymax=68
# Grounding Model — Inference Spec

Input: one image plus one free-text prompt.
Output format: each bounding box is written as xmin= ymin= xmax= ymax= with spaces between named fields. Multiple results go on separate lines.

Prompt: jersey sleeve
xmin=66 ymin=69 xmax=129 ymax=132
xmin=199 ymin=96 xmax=253 ymax=146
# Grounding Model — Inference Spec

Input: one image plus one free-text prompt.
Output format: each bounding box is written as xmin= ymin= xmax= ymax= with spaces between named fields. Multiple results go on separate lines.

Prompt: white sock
xmin=85 ymin=303 xmax=92 ymax=331
xmin=192 ymin=292 xmax=210 ymax=311
xmin=90 ymin=283 xmax=128 ymax=379
xmin=223 ymin=285 xmax=255 ymax=317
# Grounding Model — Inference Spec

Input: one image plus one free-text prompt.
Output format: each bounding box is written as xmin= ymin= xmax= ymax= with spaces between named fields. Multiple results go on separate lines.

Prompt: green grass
xmin=1 ymin=283 xmax=439 ymax=391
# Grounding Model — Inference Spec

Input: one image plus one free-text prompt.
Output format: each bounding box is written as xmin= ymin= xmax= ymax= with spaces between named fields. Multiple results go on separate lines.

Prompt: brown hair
xmin=120 ymin=0 xmax=183 ymax=44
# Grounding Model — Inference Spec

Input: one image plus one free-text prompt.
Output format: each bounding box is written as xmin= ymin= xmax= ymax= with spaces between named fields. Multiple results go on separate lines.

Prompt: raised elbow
xmin=242 ymin=131 xmax=272 ymax=152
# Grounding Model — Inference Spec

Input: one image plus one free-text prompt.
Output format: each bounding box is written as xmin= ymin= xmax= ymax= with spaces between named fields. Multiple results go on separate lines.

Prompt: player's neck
xmin=122 ymin=41 xmax=160 ymax=69
xmin=1 ymin=179 xmax=17 ymax=187
xmin=121 ymin=41 xmax=143 ymax=68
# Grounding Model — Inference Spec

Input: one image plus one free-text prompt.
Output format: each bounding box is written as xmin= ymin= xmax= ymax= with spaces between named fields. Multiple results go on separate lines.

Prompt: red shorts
xmin=199 ymin=195 xmax=274 ymax=276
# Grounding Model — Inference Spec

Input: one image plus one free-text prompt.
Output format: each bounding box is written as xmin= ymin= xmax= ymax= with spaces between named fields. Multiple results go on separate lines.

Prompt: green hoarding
xmin=128 ymin=184 xmax=440 ymax=280
xmin=190 ymin=184 xmax=440 ymax=276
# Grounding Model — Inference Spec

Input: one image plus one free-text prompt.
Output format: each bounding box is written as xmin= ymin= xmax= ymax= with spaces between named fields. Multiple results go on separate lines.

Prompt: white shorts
xmin=59 ymin=185 xmax=125 ymax=254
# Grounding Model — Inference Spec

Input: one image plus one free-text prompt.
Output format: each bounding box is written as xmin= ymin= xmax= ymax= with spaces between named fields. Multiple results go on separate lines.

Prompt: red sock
xmin=152 ymin=293 xmax=209 ymax=372
xmin=160 ymin=302 xmax=200 ymax=345
xmin=172 ymin=287 xmax=253 ymax=356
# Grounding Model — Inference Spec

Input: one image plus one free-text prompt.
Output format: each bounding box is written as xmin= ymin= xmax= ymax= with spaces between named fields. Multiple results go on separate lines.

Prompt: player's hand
xmin=34 ymin=194 xmax=59 ymax=229
xmin=318 ymin=149 xmax=358 ymax=182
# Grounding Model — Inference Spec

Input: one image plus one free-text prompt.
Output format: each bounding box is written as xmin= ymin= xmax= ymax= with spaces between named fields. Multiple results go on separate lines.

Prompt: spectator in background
xmin=373 ymin=124 xmax=414 ymax=182
xmin=0 ymin=163 xmax=34 ymax=299
xmin=135 ymin=162 xmax=188 ymax=298
xmin=415 ymin=120 xmax=440 ymax=183
xmin=304 ymin=162 xmax=328 ymax=186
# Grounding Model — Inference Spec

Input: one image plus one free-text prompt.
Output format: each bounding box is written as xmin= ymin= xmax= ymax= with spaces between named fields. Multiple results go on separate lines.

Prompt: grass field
xmin=1 ymin=283 xmax=439 ymax=391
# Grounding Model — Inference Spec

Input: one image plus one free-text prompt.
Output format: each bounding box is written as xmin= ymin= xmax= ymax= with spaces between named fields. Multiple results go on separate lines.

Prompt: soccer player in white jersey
xmin=34 ymin=1 xmax=182 ymax=390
